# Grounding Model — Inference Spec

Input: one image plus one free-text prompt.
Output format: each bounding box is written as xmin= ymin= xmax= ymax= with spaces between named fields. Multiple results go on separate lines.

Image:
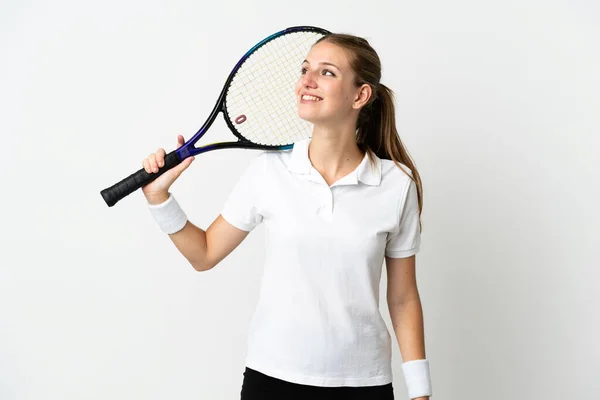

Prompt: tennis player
xmin=142 ymin=33 xmax=432 ymax=400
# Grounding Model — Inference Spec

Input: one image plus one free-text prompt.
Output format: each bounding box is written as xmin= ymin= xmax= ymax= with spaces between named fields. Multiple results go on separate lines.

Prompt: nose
xmin=301 ymin=69 xmax=317 ymax=88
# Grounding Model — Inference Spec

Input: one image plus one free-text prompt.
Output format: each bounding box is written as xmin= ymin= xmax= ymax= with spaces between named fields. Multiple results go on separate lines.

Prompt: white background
xmin=1 ymin=0 xmax=598 ymax=399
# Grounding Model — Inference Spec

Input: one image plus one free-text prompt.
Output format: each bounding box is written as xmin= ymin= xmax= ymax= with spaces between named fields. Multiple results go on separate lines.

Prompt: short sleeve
xmin=221 ymin=153 xmax=266 ymax=232
xmin=385 ymin=179 xmax=421 ymax=258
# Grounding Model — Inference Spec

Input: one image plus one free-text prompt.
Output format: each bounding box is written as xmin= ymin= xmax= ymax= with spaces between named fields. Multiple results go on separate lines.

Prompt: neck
xmin=308 ymin=124 xmax=364 ymax=183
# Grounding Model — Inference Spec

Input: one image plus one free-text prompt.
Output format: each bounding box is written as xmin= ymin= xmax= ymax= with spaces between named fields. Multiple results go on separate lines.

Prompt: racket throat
xmin=178 ymin=146 xmax=192 ymax=159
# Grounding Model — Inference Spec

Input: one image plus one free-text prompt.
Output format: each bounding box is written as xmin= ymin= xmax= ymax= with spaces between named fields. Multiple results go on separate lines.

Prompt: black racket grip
xmin=101 ymin=150 xmax=183 ymax=207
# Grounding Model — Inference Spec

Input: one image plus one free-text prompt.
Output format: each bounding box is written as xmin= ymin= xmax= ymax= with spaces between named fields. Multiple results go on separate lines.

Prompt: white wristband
xmin=147 ymin=193 xmax=188 ymax=234
xmin=402 ymin=359 xmax=432 ymax=399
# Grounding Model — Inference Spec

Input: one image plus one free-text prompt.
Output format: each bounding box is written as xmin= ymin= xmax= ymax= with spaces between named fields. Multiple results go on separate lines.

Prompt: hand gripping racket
xmin=100 ymin=25 xmax=330 ymax=207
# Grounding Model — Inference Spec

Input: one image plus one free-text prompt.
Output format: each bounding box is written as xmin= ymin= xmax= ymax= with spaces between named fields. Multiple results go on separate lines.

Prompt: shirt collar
xmin=287 ymin=138 xmax=382 ymax=186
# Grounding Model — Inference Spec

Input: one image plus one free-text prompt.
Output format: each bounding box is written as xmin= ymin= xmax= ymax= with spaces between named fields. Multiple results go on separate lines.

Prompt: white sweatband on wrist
xmin=147 ymin=193 xmax=188 ymax=234
xmin=402 ymin=359 xmax=432 ymax=399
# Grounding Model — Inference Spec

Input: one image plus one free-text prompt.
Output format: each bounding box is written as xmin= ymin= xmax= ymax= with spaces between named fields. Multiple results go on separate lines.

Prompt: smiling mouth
xmin=301 ymin=95 xmax=323 ymax=102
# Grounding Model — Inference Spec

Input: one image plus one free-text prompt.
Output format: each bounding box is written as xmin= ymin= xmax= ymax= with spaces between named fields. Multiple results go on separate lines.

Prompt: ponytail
xmin=359 ymin=83 xmax=424 ymax=231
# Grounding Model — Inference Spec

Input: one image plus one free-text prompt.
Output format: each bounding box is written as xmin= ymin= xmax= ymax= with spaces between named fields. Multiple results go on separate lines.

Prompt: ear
xmin=352 ymin=84 xmax=372 ymax=110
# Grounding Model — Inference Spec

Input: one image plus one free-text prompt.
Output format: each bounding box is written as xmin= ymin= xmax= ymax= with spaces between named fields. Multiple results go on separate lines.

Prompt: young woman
xmin=142 ymin=33 xmax=432 ymax=400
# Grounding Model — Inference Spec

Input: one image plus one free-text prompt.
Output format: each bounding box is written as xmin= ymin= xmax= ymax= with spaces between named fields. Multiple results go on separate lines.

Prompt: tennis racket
xmin=100 ymin=25 xmax=330 ymax=207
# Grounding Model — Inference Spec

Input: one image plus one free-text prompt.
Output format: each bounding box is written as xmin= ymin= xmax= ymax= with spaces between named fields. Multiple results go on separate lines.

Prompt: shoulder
xmin=241 ymin=149 xmax=293 ymax=178
xmin=256 ymin=148 xmax=295 ymax=170
xmin=379 ymin=160 xmax=419 ymax=220
xmin=380 ymin=159 xmax=414 ymax=189
xmin=243 ymin=149 xmax=286 ymax=166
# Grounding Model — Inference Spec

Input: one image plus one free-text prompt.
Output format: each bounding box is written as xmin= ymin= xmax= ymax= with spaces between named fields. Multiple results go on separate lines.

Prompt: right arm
xmin=157 ymin=210 xmax=249 ymax=272
xmin=142 ymin=135 xmax=250 ymax=271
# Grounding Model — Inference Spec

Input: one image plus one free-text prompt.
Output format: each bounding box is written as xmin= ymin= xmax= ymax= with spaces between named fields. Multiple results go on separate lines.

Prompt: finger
xmin=174 ymin=156 xmax=194 ymax=174
xmin=142 ymin=159 xmax=150 ymax=173
xmin=148 ymin=154 xmax=158 ymax=173
xmin=156 ymin=148 xmax=166 ymax=167
xmin=177 ymin=135 xmax=185 ymax=148
xmin=183 ymin=156 xmax=195 ymax=168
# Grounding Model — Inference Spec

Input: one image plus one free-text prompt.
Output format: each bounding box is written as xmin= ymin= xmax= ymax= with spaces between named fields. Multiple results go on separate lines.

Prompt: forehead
xmin=304 ymin=40 xmax=351 ymax=69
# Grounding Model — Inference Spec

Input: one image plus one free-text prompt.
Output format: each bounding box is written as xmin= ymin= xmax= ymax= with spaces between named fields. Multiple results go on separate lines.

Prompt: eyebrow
xmin=302 ymin=60 xmax=340 ymax=70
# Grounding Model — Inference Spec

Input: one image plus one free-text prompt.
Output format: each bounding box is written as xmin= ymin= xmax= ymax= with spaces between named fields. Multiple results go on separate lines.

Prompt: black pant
xmin=240 ymin=367 xmax=394 ymax=400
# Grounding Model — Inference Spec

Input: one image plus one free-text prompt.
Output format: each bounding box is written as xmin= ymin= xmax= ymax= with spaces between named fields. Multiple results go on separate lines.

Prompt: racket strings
xmin=225 ymin=31 xmax=326 ymax=146
xmin=228 ymin=36 xmax=308 ymax=144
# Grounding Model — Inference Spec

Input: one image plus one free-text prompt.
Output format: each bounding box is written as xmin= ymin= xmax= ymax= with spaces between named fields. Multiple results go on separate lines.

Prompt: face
xmin=295 ymin=40 xmax=370 ymax=127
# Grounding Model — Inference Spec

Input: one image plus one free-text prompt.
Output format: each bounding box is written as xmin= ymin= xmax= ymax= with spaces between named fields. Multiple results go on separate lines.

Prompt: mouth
xmin=300 ymin=94 xmax=323 ymax=102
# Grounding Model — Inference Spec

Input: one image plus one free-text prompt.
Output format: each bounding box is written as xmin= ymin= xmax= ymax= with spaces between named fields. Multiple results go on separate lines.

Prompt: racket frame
xmin=177 ymin=25 xmax=331 ymax=159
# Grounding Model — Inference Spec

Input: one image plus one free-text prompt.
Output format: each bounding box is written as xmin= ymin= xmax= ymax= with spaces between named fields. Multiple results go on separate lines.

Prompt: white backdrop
xmin=1 ymin=0 xmax=598 ymax=399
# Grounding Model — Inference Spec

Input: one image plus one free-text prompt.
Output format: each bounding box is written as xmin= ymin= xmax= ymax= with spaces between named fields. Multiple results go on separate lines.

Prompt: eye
xmin=322 ymin=69 xmax=335 ymax=77
xmin=300 ymin=67 xmax=307 ymax=75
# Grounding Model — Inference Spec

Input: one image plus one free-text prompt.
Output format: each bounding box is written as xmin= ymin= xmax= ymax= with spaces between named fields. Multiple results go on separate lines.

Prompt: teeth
xmin=302 ymin=95 xmax=322 ymax=101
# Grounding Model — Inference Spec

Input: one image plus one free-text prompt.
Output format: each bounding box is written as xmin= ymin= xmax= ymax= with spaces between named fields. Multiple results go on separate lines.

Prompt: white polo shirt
xmin=221 ymin=137 xmax=421 ymax=387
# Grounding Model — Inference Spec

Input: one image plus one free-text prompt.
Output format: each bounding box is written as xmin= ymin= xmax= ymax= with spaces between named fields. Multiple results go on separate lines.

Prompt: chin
xmin=298 ymin=109 xmax=317 ymax=124
xmin=298 ymin=106 xmax=328 ymax=123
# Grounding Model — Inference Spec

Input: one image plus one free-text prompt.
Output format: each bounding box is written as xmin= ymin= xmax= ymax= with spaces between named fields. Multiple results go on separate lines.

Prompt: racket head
xmin=224 ymin=26 xmax=331 ymax=147
xmin=181 ymin=26 xmax=331 ymax=159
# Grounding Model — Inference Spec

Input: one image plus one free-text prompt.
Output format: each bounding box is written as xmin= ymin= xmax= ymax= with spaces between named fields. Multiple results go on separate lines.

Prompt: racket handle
xmin=100 ymin=150 xmax=183 ymax=207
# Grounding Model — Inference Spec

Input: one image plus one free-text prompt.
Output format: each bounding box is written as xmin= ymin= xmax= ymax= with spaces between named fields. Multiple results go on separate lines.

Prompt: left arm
xmin=386 ymin=254 xmax=429 ymax=400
